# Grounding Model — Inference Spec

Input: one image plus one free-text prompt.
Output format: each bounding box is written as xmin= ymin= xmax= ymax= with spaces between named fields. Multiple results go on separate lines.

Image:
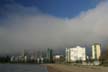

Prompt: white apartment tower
xmin=65 ymin=46 xmax=86 ymax=62
xmin=92 ymin=43 xmax=101 ymax=60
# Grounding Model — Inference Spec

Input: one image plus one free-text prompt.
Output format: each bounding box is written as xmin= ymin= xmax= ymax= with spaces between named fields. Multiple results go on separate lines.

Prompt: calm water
xmin=0 ymin=64 xmax=48 ymax=72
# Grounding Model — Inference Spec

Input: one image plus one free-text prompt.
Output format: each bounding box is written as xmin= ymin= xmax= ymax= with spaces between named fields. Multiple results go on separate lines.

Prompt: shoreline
xmin=1 ymin=63 xmax=108 ymax=72
xmin=45 ymin=64 xmax=108 ymax=72
xmin=47 ymin=64 xmax=61 ymax=72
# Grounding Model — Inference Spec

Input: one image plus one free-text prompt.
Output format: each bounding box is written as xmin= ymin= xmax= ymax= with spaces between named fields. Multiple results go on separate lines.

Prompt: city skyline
xmin=0 ymin=44 xmax=102 ymax=65
xmin=0 ymin=0 xmax=108 ymax=54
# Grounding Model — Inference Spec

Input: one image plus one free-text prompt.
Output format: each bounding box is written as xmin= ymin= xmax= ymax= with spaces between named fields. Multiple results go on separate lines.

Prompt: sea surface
xmin=0 ymin=64 xmax=48 ymax=72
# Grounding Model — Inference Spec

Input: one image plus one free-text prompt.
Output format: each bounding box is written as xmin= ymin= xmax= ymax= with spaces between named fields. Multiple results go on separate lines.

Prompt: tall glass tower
xmin=47 ymin=48 xmax=53 ymax=63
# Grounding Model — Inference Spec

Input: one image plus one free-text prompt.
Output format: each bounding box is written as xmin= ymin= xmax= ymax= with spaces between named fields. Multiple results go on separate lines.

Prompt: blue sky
xmin=0 ymin=0 xmax=101 ymax=18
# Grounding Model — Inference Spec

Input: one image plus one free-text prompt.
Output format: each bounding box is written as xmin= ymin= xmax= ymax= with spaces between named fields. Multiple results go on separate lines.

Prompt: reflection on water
xmin=0 ymin=64 xmax=48 ymax=72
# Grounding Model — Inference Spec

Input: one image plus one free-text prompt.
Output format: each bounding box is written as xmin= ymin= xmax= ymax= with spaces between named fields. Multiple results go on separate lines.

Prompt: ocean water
xmin=0 ymin=64 xmax=48 ymax=72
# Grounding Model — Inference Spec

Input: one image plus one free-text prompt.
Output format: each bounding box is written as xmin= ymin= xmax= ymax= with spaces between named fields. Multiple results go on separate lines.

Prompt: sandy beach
xmin=46 ymin=64 xmax=108 ymax=72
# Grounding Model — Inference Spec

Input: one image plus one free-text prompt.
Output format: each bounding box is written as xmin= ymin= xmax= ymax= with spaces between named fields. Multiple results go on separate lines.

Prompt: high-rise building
xmin=92 ymin=43 xmax=101 ymax=60
xmin=65 ymin=46 xmax=86 ymax=63
xmin=47 ymin=48 xmax=53 ymax=63
xmin=22 ymin=49 xmax=27 ymax=56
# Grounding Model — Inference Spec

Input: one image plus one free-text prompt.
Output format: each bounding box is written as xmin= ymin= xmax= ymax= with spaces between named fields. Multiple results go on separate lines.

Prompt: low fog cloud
xmin=0 ymin=1 xmax=108 ymax=54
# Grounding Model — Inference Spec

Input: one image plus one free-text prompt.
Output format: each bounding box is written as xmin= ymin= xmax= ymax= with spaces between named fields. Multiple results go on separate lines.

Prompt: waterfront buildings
xmin=47 ymin=48 xmax=53 ymax=63
xmin=53 ymin=55 xmax=65 ymax=63
xmin=92 ymin=43 xmax=101 ymax=60
xmin=9 ymin=43 xmax=102 ymax=65
xmin=65 ymin=46 xmax=86 ymax=63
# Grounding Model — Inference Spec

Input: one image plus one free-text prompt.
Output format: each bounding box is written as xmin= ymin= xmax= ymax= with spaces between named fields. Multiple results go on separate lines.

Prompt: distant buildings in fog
xmin=47 ymin=48 xmax=53 ymax=63
xmin=10 ymin=48 xmax=53 ymax=64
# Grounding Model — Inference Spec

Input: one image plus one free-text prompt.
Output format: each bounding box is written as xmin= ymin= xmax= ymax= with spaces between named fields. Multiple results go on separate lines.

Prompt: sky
xmin=0 ymin=0 xmax=101 ymax=18
xmin=0 ymin=0 xmax=108 ymax=54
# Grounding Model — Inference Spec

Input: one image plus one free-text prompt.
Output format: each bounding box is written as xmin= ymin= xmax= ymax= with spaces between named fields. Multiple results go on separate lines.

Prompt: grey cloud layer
xmin=0 ymin=2 xmax=108 ymax=54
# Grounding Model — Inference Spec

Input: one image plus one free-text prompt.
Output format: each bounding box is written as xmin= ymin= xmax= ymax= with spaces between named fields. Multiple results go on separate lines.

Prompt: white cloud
xmin=0 ymin=1 xmax=108 ymax=54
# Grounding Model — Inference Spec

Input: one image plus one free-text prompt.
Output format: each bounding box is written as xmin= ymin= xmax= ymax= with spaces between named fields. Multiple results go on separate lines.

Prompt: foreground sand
xmin=46 ymin=64 xmax=108 ymax=72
